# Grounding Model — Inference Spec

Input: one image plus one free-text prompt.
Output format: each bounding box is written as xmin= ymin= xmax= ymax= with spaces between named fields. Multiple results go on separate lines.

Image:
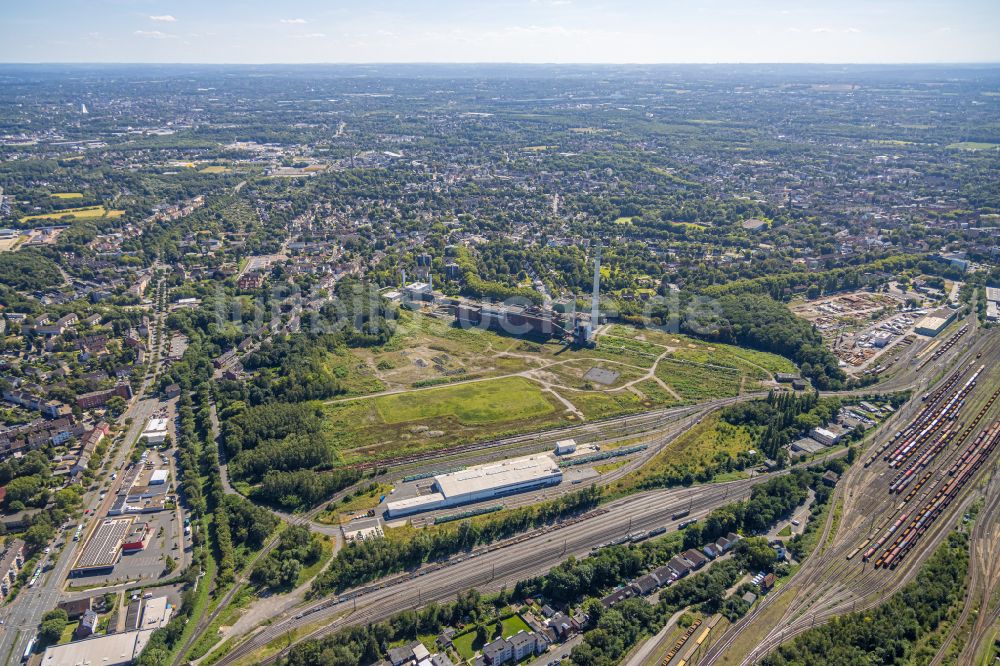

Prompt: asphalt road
xmin=0 ymin=395 xmax=162 ymax=664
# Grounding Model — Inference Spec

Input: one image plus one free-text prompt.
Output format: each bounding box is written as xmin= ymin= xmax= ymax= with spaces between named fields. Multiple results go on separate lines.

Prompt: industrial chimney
xmin=590 ymin=243 xmax=601 ymax=340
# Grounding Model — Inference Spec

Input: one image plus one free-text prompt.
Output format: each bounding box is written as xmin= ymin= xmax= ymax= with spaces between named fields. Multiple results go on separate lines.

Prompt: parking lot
xmin=68 ymin=510 xmax=182 ymax=586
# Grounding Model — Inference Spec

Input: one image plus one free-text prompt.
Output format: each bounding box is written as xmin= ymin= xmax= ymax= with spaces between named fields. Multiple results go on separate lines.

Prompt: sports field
xmin=20 ymin=205 xmax=124 ymax=222
xmin=50 ymin=192 xmax=84 ymax=199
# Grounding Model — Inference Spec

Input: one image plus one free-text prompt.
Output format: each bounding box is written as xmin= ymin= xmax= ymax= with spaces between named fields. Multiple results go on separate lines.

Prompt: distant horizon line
xmin=2 ymin=60 xmax=999 ymax=67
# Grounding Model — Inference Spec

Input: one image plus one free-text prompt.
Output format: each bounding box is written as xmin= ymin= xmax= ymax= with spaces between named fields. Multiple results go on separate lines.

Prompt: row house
xmin=76 ymin=382 xmax=133 ymax=409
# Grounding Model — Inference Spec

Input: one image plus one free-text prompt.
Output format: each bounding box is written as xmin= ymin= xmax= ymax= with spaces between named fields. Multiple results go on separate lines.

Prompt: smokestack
xmin=591 ymin=243 xmax=601 ymax=333
xmin=401 ymin=268 xmax=406 ymax=287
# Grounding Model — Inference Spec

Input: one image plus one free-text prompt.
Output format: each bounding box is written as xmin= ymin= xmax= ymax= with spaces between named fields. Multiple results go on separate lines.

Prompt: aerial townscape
xmin=0 ymin=3 xmax=999 ymax=666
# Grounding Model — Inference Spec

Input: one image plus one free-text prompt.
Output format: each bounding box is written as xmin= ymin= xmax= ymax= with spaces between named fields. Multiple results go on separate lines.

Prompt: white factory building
xmin=141 ymin=417 xmax=169 ymax=445
xmin=386 ymin=454 xmax=563 ymax=518
xmin=555 ymin=439 xmax=577 ymax=455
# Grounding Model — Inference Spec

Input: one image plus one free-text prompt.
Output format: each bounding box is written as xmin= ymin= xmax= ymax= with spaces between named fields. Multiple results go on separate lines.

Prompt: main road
xmin=0 ymin=275 xmax=171 ymax=665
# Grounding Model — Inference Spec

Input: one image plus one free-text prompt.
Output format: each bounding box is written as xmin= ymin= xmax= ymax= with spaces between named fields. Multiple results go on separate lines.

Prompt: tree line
xmin=310 ymin=485 xmax=601 ymax=596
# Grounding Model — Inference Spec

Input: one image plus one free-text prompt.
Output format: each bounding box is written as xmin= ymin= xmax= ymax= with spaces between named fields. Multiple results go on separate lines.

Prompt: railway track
xmin=700 ymin=329 xmax=1000 ymax=666
xmin=952 ymin=467 xmax=1000 ymax=666
xmin=212 ymin=476 xmax=773 ymax=666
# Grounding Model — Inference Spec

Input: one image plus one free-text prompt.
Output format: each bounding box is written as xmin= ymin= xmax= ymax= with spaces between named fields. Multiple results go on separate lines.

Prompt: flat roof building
xmin=810 ymin=427 xmax=841 ymax=447
xmin=384 ymin=492 xmax=447 ymax=517
xmin=71 ymin=518 xmax=133 ymax=575
xmin=915 ymin=307 xmax=957 ymax=337
xmin=791 ymin=438 xmax=826 ymax=454
xmin=122 ymin=522 xmax=151 ymax=553
xmin=386 ymin=454 xmax=562 ymax=518
xmin=555 ymin=439 xmax=577 ymax=455
xmin=434 ymin=454 xmax=562 ymax=504
xmin=140 ymin=595 xmax=172 ymax=628
xmin=126 ymin=465 xmax=171 ymax=500
xmin=456 ymin=302 xmax=557 ymax=339
xmin=41 ymin=630 xmax=154 ymax=666
xmin=141 ymin=417 xmax=169 ymax=444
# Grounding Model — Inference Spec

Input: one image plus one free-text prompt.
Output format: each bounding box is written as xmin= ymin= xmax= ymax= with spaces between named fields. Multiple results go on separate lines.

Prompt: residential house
xmin=76 ymin=608 xmax=100 ymax=639
xmin=76 ymin=382 xmax=132 ymax=409
xmin=58 ymin=597 xmax=94 ymax=620
xmin=667 ymin=555 xmax=691 ymax=579
xmin=600 ymin=586 xmax=633 ymax=608
xmin=683 ymin=549 xmax=709 ymax=570
xmin=630 ymin=573 xmax=660 ymax=596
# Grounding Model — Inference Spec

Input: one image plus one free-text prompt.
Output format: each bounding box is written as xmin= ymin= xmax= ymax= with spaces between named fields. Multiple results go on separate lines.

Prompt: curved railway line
xmin=926 ymin=467 xmax=1000 ymax=666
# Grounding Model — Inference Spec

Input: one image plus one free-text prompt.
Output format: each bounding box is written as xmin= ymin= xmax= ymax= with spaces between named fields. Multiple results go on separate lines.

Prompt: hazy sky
xmin=2 ymin=0 xmax=998 ymax=64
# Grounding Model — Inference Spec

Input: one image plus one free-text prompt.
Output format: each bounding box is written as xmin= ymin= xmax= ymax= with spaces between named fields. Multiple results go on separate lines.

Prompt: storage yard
xmin=790 ymin=290 xmax=939 ymax=374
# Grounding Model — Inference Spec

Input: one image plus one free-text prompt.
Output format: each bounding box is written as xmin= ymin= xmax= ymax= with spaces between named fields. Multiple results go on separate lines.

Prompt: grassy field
xmin=668 ymin=344 xmax=796 ymax=378
xmin=324 ymin=378 xmax=569 ymax=463
xmin=631 ymin=379 xmax=682 ymax=406
xmin=316 ymin=483 xmax=391 ymax=524
xmin=452 ymin=614 xmax=533 ymax=660
xmin=541 ymin=358 xmax=647 ymax=390
xmin=606 ymin=325 xmax=795 ymax=375
xmin=296 ymin=535 xmax=334 ymax=586
xmin=58 ymin=621 xmax=80 ymax=644
xmin=609 ymin=412 xmax=754 ymax=493
xmin=323 ymin=349 xmax=386 ymax=396
xmin=20 ymin=205 xmax=123 ymax=222
xmin=561 ymin=388 xmax=646 ymax=420
xmin=199 ymin=165 xmax=232 ymax=173
xmin=50 ymin=192 xmax=83 ymax=199
xmin=946 ymin=141 xmax=1000 ymax=151
xmin=655 ymin=358 xmax=743 ymax=401
xmin=377 ymin=376 xmax=554 ymax=425
xmin=352 ymin=314 xmax=531 ymax=390
xmin=316 ymin=319 xmax=792 ymax=463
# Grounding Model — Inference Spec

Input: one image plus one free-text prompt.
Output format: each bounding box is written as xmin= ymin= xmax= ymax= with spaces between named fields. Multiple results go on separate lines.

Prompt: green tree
xmin=38 ymin=608 xmax=68 ymax=646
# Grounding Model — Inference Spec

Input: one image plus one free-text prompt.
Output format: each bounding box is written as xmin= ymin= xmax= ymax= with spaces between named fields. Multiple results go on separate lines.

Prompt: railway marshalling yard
xmin=703 ymin=325 xmax=1000 ymax=666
